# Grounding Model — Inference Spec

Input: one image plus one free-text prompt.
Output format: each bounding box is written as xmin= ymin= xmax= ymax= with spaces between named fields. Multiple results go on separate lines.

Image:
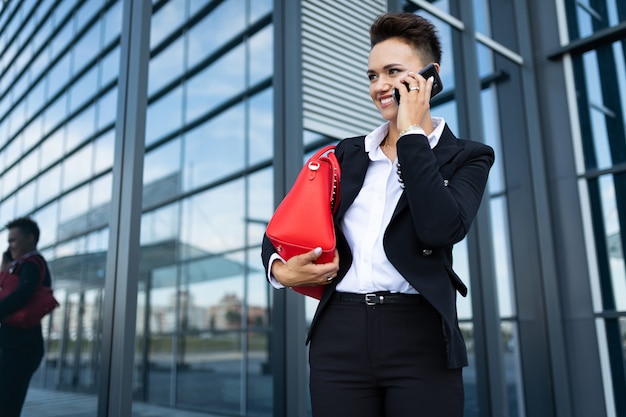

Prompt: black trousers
xmin=309 ymin=295 xmax=463 ymax=417
xmin=0 ymin=336 xmax=44 ymax=417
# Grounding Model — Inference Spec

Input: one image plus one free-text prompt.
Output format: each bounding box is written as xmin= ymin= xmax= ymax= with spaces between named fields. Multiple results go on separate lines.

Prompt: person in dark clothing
xmin=0 ymin=217 xmax=51 ymax=417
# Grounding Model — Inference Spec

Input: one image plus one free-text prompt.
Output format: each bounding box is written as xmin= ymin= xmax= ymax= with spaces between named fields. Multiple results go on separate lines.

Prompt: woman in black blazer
xmin=262 ymin=12 xmax=494 ymax=417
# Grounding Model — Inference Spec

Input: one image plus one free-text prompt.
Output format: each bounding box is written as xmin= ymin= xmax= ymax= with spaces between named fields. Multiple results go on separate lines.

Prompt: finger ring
xmin=327 ymin=276 xmax=334 ymax=281
xmin=410 ymin=86 xmax=419 ymax=91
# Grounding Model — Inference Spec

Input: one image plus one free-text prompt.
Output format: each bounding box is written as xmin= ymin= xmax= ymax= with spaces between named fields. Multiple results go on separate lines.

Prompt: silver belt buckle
xmin=365 ymin=293 xmax=382 ymax=306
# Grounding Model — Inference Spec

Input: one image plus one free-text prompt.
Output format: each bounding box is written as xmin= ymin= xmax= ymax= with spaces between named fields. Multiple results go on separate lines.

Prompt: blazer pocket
xmin=445 ymin=265 xmax=468 ymax=297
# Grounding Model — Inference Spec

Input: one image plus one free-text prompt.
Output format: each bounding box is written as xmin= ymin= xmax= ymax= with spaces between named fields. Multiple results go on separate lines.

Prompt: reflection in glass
xmin=461 ymin=322 xmax=479 ymax=417
xmin=501 ymin=321 xmax=524 ymax=417
xmin=145 ymin=86 xmax=183 ymax=145
xmin=183 ymin=105 xmax=245 ymax=190
xmin=491 ymin=196 xmax=515 ymax=317
xmin=148 ymin=36 xmax=185 ymax=95
xmin=598 ymin=175 xmax=626 ymax=311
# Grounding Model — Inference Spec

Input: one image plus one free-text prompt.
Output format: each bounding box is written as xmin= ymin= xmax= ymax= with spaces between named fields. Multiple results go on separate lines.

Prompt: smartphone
xmin=393 ymin=63 xmax=443 ymax=104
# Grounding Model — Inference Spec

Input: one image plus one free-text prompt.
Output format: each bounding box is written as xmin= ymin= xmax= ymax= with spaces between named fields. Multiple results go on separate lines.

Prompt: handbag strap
xmin=9 ymin=255 xmax=47 ymax=286
xmin=307 ymin=145 xmax=341 ymax=214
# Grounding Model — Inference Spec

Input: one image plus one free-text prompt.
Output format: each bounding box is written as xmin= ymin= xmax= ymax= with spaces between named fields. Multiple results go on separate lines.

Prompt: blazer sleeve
xmin=396 ymin=134 xmax=494 ymax=247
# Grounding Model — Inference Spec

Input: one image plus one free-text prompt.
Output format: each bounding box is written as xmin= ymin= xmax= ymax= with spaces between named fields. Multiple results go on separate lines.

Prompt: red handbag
xmin=0 ymin=254 xmax=59 ymax=328
xmin=266 ymin=145 xmax=340 ymax=299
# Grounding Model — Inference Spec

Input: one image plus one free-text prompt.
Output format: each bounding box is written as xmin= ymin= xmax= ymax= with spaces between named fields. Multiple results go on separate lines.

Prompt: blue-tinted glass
xmin=97 ymin=87 xmax=118 ymax=130
xmin=100 ymin=47 xmax=121 ymax=86
xmin=43 ymin=93 xmax=68 ymax=135
xmin=145 ymin=86 xmax=183 ymax=145
xmin=93 ymin=130 xmax=115 ymax=174
xmin=150 ymin=0 xmax=186 ymax=48
xmin=502 ymin=321 xmax=523 ymax=417
xmin=183 ymin=104 xmax=245 ymax=190
xmin=18 ymin=149 xmax=39 ymax=184
xmin=462 ymin=322 xmax=479 ymax=417
xmin=59 ymin=184 xmax=90 ymax=224
xmin=491 ymin=196 xmax=515 ymax=317
xmin=33 ymin=201 xmax=59 ymax=248
xmin=143 ymin=138 xmax=182 ymax=186
xmin=140 ymin=203 xmax=179 ymax=244
xmin=40 ymin=128 xmax=65 ymax=170
xmin=36 ymin=165 xmax=62 ymax=206
xmin=185 ymin=45 xmax=246 ymax=123
xmin=73 ymin=23 xmax=102 ymax=75
xmin=249 ymin=0 xmax=272 ymax=23
xmin=22 ymin=116 xmax=43 ymax=150
xmin=63 ymin=144 xmax=94 ymax=191
xmin=50 ymin=19 xmax=73 ymax=57
xmin=76 ymin=0 xmax=102 ymax=30
xmin=181 ymin=179 xmax=245 ymax=255
xmin=65 ymin=106 xmax=96 ymax=152
xmin=248 ymin=88 xmax=273 ymax=165
xmin=148 ymin=36 xmax=185 ymax=94
xmin=47 ymin=53 xmax=72 ymax=99
xmin=103 ymin=1 xmax=123 ymax=45
xmin=16 ymin=181 xmax=36 ymax=216
xmin=248 ymin=25 xmax=273 ymax=86
xmin=186 ymin=0 xmax=246 ymax=69
xmin=69 ymin=66 xmax=99 ymax=113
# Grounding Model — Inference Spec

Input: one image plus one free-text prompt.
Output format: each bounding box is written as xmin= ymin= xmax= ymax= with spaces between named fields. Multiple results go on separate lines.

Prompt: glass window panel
xmin=150 ymin=0 xmax=186 ymax=48
xmin=454 ymin=239 xmax=472 ymax=321
xmin=97 ymin=87 xmax=118 ymax=130
xmin=5 ymin=134 xmax=23 ymax=168
xmin=249 ymin=0 xmax=272 ymax=23
xmin=140 ymin=203 xmax=179 ymax=246
xmin=148 ymin=36 xmax=185 ymax=95
xmin=501 ymin=321 xmax=524 ymax=417
xmin=36 ymin=165 xmax=62 ymax=205
xmin=481 ymin=88 xmax=504 ymax=195
xmin=30 ymin=51 xmax=50 ymax=85
xmin=40 ymin=128 xmax=65 ymax=170
xmin=181 ymin=180 xmax=245 ymax=257
xmin=248 ymin=88 xmax=273 ymax=165
xmin=248 ymin=26 xmax=272 ymax=86
xmin=145 ymin=86 xmax=183 ymax=145
xmin=186 ymin=0 xmax=246 ymax=69
xmin=492 ymin=196 xmax=515 ymax=317
xmin=1 ymin=195 xmax=16 ymax=222
xmin=143 ymin=138 xmax=181 ymax=186
xmin=66 ymin=106 xmax=96 ymax=152
xmin=73 ymin=23 xmax=102 ymax=74
xmin=16 ymin=181 xmax=36 ymax=215
xmin=246 ymin=168 xmax=272 ymax=242
xmin=100 ymin=47 xmax=121 ymax=86
xmin=48 ymin=53 xmax=72 ymax=98
xmin=76 ymin=0 xmax=101 ymax=30
xmin=2 ymin=165 xmax=19 ymax=198
xmin=93 ymin=130 xmax=115 ymax=174
xmin=185 ymin=45 xmax=246 ymax=123
xmin=103 ymin=1 xmax=123 ymax=45
xmin=59 ymin=185 xmax=90 ymax=224
xmin=583 ymin=51 xmax=613 ymax=170
xmin=69 ymin=66 xmax=99 ymax=113
xmin=32 ymin=201 xmax=58 ymax=249
xmin=92 ymin=173 xmax=112 ymax=207
xmin=461 ymin=322 xmax=479 ymax=416
xmin=22 ymin=116 xmax=43 ymax=151
xmin=63 ymin=144 xmax=94 ymax=190
xmin=43 ymin=93 xmax=68 ymax=135
xmin=599 ymin=175 xmax=626 ymax=311
xmin=19 ymin=149 xmax=40 ymax=184
xmin=183 ymin=105 xmax=244 ymax=191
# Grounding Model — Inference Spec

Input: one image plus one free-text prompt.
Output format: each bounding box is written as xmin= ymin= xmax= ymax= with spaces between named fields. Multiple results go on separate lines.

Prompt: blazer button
xmin=422 ymin=249 xmax=432 ymax=256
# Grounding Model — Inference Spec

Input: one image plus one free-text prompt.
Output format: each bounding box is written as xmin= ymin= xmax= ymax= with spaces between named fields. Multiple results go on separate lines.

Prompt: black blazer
xmin=263 ymin=125 xmax=494 ymax=369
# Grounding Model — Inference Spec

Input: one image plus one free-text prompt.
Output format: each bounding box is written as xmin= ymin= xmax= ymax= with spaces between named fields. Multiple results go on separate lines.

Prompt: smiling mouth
xmin=380 ymin=96 xmax=395 ymax=105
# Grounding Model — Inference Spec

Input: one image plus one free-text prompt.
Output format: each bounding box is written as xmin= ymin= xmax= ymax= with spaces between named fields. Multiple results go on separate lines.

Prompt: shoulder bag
xmin=266 ymin=145 xmax=340 ymax=299
xmin=0 ymin=254 xmax=60 ymax=328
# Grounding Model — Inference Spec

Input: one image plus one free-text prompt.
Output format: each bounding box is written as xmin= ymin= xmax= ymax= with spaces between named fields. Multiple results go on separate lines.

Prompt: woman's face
xmin=7 ymin=228 xmax=35 ymax=260
xmin=367 ymin=38 xmax=427 ymax=121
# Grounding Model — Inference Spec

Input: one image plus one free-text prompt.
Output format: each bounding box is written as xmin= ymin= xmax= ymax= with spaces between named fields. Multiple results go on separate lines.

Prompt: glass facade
xmin=0 ymin=0 xmax=624 ymax=416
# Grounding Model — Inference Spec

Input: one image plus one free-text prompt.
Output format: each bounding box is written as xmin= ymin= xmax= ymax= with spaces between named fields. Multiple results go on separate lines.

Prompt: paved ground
xmin=22 ymin=388 xmax=221 ymax=417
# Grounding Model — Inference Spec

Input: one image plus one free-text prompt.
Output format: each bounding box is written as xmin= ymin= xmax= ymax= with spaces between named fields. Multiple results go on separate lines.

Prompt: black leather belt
xmin=334 ymin=291 xmax=422 ymax=305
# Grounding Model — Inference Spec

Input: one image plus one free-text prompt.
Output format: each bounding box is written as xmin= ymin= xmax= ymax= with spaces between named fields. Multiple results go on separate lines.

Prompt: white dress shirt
xmin=269 ymin=117 xmax=446 ymax=293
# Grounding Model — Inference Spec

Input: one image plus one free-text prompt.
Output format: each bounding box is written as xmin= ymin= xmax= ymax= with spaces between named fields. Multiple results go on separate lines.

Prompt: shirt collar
xmin=364 ymin=117 xmax=446 ymax=155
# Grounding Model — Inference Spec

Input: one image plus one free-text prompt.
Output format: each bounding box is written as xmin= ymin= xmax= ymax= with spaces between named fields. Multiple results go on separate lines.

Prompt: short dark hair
xmin=6 ymin=217 xmax=40 ymax=245
xmin=370 ymin=12 xmax=442 ymax=65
